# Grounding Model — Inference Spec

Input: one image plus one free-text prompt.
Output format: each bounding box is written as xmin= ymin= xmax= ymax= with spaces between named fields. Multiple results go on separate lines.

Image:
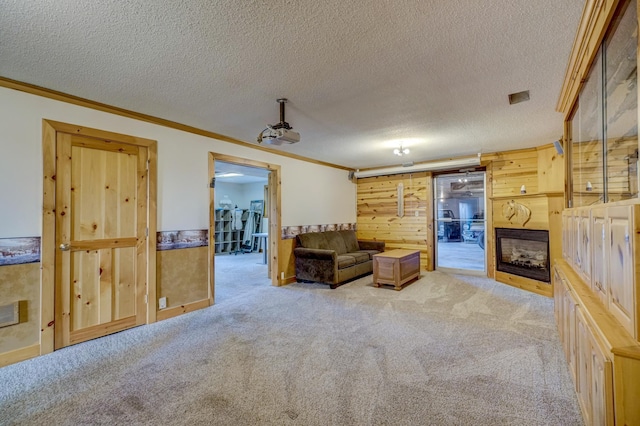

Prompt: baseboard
xmin=495 ymin=271 xmax=553 ymax=297
xmin=0 ymin=343 xmax=40 ymax=368
xmin=156 ymin=299 xmax=211 ymax=321
xmin=280 ymin=276 xmax=298 ymax=286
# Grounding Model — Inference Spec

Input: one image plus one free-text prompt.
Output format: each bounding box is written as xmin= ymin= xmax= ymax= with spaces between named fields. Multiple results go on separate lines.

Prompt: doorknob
xmin=59 ymin=243 xmax=70 ymax=251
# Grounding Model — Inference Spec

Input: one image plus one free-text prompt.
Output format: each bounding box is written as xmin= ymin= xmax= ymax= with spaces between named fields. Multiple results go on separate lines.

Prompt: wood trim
xmin=425 ymin=172 xmax=435 ymax=271
xmin=1 ymin=77 xmax=350 ymax=171
xmin=486 ymin=162 xmax=495 ymax=278
xmin=495 ymin=270 xmax=553 ymax=297
xmin=269 ymin=166 xmax=282 ymax=286
xmin=208 ymin=153 xmax=215 ymax=305
xmin=135 ymin=146 xmax=149 ymax=327
xmin=45 ymin=120 xmax=156 ymax=148
xmin=481 ymin=146 xmax=539 ymax=162
xmin=0 ymin=344 xmax=40 ymax=368
xmin=556 ymin=0 xmax=620 ymax=114
xmin=41 ymin=120 xmax=56 ymax=354
xmin=281 ymin=276 xmax=298 ymax=285
xmin=147 ymin=143 xmax=158 ymax=324
xmin=156 ymin=299 xmax=211 ymax=322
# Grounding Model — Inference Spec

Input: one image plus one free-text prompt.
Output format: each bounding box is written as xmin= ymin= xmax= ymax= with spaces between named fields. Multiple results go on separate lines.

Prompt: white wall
xmin=0 ymin=87 xmax=357 ymax=237
xmin=243 ymin=182 xmax=267 ymax=208
xmin=214 ymin=182 xmax=246 ymax=210
xmin=214 ymin=181 xmax=268 ymax=211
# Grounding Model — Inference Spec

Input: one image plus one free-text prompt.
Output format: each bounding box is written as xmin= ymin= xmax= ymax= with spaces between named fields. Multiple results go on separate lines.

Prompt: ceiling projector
xmin=263 ymin=128 xmax=301 ymax=145
xmin=257 ymin=98 xmax=301 ymax=145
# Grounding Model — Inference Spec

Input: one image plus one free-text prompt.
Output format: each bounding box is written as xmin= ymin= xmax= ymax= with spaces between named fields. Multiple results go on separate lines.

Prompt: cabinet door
xmin=574 ymin=211 xmax=583 ymax=271
xmin=563 ymin=210 xmax=573 ymax=263
xmin=592 ymin=208 xmax=607 ymax=305
xmin=554 ymin=267 xmax=563 ymax=328
xmin=588 ymin=330 xmax=613 ymax=426
xmin=576 ymin=308 xmax=592 ymax=425
xmin=579 ymin=209 xmax=591 ymax=284
xmin=607 ymin=205 xmax=636 ymax=338
xmin=564 ymin=287 xmax=578 ymax=384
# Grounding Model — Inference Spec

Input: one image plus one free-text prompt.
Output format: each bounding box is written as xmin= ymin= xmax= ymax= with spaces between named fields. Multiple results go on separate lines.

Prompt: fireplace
xmin=495 ymin=228 xmax=550 ymax=282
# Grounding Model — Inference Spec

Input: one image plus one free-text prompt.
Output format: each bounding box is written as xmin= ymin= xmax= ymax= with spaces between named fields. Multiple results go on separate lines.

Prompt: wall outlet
xmin=159 ymin=297 xmax=167 ymax=309
xmin=280 ymin=271 xmax=285 ymax=281
xmin=415 ymin=210 xmax=419 ymax=217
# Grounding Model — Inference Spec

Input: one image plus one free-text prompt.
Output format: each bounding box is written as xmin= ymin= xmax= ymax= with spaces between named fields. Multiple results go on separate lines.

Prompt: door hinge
xmin=146 ymin=159 xmax=150 ymax=171
xmin=144 ymin=294 xmax=148 ymax=304
xmin=210 ymin=177 xmax=216 ymax=188
xmin=146 ymin=227 xmax=149 ymax=237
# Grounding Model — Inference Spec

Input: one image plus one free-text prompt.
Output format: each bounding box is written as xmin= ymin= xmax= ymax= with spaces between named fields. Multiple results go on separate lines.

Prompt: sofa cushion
xmin=339 ymin=230 xmax=360 ymax=253
xmin=297 ymin=232 xmax=329 ymax=250
xmin=324 ymin=231 xmax=348 ymax=254
xmin=345 ymin=251 xmax=370 ymax=264
xmin=357 ymin=249 xmax=382 ymax=260
xmin=336 ymin=255 xmax=356 ymax=269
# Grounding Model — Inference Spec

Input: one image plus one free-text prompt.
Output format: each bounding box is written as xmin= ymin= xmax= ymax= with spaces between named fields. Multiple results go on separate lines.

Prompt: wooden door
xmin=55 ymin=133 xmax=148 ymax=348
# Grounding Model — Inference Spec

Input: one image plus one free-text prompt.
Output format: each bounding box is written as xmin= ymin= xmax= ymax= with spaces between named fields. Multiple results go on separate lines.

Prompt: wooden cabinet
xmin=555 ymin=261 xmax=640 ymax=425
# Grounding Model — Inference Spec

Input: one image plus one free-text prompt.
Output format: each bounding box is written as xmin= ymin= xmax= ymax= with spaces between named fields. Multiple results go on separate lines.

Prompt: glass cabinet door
xmin=604 ymin=0 xmax=638 ymax=202
xmin=572 ymin=50 xmax=604 ymax=207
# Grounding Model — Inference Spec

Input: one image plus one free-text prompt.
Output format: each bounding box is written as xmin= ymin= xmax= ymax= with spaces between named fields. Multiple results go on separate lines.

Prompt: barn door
xmin=54 ymin=132 xmax=148 ymax=349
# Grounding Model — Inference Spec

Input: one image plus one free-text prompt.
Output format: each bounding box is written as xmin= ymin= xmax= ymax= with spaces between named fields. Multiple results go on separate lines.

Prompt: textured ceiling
xmin=1 ymin=0 xmax=583 ymax=169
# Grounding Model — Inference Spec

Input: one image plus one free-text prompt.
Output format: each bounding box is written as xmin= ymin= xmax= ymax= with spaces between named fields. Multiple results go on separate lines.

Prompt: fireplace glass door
xmin=434 ymin=171 xmax=486 ymax=272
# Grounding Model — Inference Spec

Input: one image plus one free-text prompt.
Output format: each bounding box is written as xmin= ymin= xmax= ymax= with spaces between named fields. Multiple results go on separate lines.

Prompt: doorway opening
xmin=208 ymin=153 xmax=281 ymax=305
xmin=434 ymin=171 xmax=486 ymax=274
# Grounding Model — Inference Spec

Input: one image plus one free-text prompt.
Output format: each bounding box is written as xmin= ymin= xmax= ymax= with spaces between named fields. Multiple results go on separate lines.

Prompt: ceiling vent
xmin=257 ymin=98 xmax=301 ymax=145
xmin=508 ymin=90 xmax=530 ymax=105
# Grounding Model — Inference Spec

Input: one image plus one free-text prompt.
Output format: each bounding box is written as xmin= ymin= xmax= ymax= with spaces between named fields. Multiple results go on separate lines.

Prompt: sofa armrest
xmin=357 ymin=240 xmax=385 ymax=252
xmin=293 ymin=248 xmax=337 ymax=261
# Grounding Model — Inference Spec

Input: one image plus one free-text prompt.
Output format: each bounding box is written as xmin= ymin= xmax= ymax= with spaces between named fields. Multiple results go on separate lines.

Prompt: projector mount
xmin=257 ymin=98 xmax=300 ymax=144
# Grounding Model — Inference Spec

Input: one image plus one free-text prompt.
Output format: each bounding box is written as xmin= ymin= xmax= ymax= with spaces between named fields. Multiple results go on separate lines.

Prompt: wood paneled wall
xmin=356 ymin=172 xmax=433 ymax=270
xmin=485 ymin=145 xmax=564 ymax=296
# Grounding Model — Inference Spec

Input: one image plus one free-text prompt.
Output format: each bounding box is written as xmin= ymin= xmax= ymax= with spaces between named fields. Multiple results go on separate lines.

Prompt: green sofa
xmin=294 ymin=230 xmax=385 ymax=289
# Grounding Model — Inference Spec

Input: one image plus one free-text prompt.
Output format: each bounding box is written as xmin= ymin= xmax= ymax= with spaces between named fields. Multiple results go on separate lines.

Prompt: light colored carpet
xmin=0 ymin=271 xmax=583 ymax=425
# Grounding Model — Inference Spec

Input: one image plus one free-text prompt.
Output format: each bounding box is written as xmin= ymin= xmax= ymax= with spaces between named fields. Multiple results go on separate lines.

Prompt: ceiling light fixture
xmin=393 ymin=145 xmax=410 ymax=156
xmin=215 ymin=172 xmax=243 ymax=178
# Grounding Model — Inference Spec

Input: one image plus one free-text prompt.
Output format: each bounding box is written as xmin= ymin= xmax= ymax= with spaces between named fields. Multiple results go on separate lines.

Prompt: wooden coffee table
xmin=372 ymin=249 xmax=421 ymax=290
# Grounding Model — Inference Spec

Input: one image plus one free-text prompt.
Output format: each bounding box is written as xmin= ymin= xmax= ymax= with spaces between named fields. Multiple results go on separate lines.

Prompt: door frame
xmin=433 ymin=170 xmax=487 ymax=275
xmin=41 ymin=120 xmax=157 ymax=355
xmin=209 ymin=153 xmax=281 ymax=295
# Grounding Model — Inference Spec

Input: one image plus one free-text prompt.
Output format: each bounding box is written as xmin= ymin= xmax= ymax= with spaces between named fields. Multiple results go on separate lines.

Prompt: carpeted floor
xmin=0 ymin=271 xmax=583 ymax=425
